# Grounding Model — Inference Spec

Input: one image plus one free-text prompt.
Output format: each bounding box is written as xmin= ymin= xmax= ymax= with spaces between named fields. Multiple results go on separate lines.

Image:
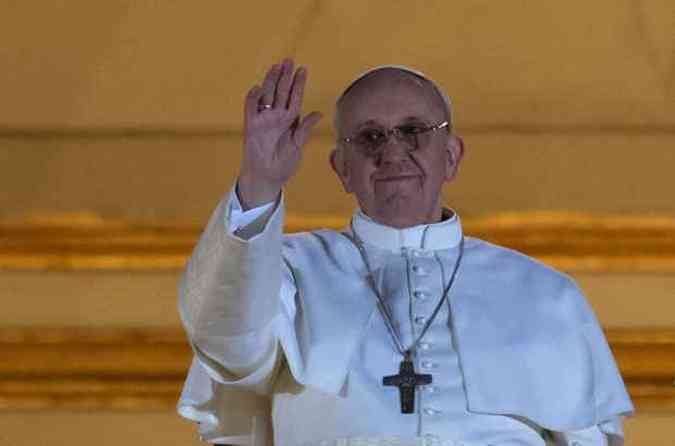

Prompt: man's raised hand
xmin=238 ymin=59 xmax=322 ymax=210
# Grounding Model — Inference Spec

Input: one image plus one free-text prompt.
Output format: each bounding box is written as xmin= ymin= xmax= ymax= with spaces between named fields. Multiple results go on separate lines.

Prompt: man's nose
xmin=377 ymin=136 xmax=411 ymax=165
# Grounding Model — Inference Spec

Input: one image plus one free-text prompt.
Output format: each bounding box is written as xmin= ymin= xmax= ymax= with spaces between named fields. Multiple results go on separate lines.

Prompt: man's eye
xmin=398 ymin=125 xmax=426 ymax=135
xmin=358 ymin=129 xmax=386 ymax=143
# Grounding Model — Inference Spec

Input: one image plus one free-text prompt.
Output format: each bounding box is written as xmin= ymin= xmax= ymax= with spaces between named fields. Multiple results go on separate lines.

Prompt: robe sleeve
xmin=547 ymin=415 xmax=626 ymax=445
xmin=176 ymin=181 xmax=297 ymax=446
xmin=227 ymin=180 xmax=277 ymax=235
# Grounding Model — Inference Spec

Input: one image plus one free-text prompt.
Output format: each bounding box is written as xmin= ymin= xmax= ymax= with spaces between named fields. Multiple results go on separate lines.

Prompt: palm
xmin=241 ymin=59 xmax=322 ymax=188
xmin=245 ymin=110 xmax=299 ymax=185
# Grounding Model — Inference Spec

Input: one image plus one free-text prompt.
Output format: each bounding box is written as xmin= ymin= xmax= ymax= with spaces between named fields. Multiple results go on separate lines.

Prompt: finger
xmin=275 ymin=58 xmax=294 ymax=108
xmin=288 ymin=66 xmax=307 ymax=117
xmin=244 ymin=85 xmax=263 ymax=122
xmin=261 ymin=64 xmax=282 ymax=108
xmin=293 ymin=111 xmax=322 ymax=148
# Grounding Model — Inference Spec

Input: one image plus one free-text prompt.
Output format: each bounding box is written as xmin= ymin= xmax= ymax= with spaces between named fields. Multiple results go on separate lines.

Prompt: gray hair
xmin=334 ymin=65 xmax=454 ymax=138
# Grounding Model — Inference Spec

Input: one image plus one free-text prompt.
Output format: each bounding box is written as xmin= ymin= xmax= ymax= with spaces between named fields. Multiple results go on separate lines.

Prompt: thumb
xmin=293 ymin=111 xmax=322 ymax=148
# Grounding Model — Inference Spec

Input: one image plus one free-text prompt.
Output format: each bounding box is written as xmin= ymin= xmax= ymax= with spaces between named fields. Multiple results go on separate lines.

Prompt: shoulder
xmin=282 ymin=228 xmax=348 ymax=249
xmin=465 ymin=235 xmax=574 ymax=284
xmin=463 ymin=236 xmax=593 ymax=324
xmin=281 ymin=228 xmax=354 ymax=263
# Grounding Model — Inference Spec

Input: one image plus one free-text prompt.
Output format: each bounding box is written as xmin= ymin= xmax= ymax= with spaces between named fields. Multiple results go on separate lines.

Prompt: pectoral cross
xmin=383 ymin=359 xmax=432 ymax=413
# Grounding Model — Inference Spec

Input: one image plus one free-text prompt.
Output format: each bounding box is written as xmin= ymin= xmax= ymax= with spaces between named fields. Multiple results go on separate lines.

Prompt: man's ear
xmin=444 ymin=135 xmax=465 ymax=182
xmin=330 ymin=147 xmax=352 ymax=193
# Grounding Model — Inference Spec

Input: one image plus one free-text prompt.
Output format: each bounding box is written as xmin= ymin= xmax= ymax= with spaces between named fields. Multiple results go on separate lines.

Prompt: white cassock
xmin=176 ymin=182 xmax=634 ymax=446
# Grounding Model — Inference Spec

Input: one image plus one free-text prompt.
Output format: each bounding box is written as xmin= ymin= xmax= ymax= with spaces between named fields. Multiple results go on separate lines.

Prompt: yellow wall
xmin=2 ymin=1 xmax=674 ymax=444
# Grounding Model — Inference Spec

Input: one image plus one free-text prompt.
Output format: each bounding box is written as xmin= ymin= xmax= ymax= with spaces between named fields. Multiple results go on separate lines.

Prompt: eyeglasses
xmin=340 ymin=120 xmax=449 ymax=159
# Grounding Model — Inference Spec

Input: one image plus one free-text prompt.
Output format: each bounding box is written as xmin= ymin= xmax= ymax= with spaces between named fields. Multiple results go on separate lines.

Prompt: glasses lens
xmin=354 ymin=128 xmax=387 ymax=156
xmin=396 ymin=124 xmax=430 ymax=150
xmin=350 ymin=124 xmax=436 ymax=157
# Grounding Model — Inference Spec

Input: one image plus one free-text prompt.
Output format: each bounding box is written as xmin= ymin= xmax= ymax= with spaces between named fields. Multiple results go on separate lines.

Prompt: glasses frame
xmin=340 ymin=120 xmax=450 ymax=156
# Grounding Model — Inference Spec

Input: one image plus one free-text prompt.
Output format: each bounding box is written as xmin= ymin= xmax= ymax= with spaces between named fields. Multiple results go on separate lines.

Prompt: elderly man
xmin=177 ymin=59 xmax=634 ymax=446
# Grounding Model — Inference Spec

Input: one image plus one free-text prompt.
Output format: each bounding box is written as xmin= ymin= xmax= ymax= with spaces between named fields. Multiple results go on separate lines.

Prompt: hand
xmin=238 ymin=59 xmax=322 ymax=209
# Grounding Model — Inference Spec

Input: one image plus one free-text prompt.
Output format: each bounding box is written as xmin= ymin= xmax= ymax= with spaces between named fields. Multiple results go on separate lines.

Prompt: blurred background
xmin=1 ymin=1 xmax=674 ymax=444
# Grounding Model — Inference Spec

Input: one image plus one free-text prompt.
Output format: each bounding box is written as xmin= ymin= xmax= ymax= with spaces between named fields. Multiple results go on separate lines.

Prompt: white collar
xmin=349 ymin=207 xmax=463 ymax=252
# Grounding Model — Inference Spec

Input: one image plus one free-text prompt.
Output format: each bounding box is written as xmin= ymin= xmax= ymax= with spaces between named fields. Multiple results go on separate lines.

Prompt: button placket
xmin=410 ymin=257 xmax=435 ymax=343
xmin=422 ymin=433 xmax=441 ymax=446
xmin=419 ymin=341 xmax=432 ymax=351
xmin=412 ymin=249 xmax=432 ymax=258
xmin=413 ymin=290 xmax=430 ymax=301
xmin=414 ymin=315 xmax=427 ymax=325
xmin=423 ymin=385 xmax=438 ymax=394
xmin=411 ymin=264 xmax=430 ymax=276
xmin=410 ymin=253 xmax=450 ymax=436
xmin=420 ymin=360 xmax=438 ymax=370
xmin=412 ymin=256 xmax=444 ymax=433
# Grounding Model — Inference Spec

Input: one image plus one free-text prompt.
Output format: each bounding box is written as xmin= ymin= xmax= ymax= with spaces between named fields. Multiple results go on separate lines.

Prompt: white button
xmin=413 ymin=250 xmax=430 ymax=257
xmin=423 ymin=434 xmax=439 ymax=446
xmin=424 ymin=385 xmax=438 ymax=393
xmin=412 ymin=265 xmax=428 ymax=275
xmin=421 ymin=361 xmax=437 ymax=369
xmin=423 ymin=407 xmax=442 ymax=416
xmin=419 ymin=341 xmax=432 ymax=350
xmin=413 ymin=290 xmax=429 ymax=300
xmin=414 ymin=316 xmax=427 ymax=325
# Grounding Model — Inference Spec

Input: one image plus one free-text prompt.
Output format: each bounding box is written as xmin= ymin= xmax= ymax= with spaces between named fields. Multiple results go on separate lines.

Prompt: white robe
xmin=176 ymin=184 xmax=634 ymax=446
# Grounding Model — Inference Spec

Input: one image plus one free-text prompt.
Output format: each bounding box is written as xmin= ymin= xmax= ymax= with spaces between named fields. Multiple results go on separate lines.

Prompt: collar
xmin=349 ymin=207 xmax=463 ymax=252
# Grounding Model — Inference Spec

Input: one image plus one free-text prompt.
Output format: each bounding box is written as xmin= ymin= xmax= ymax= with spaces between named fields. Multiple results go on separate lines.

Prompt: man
xmin=177 ymin=59 xmax=634 ymax=446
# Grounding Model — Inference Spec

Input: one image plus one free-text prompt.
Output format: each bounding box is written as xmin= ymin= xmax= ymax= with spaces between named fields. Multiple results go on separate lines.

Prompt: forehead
xmin=337 ymin=71 xmax=445 ymax=129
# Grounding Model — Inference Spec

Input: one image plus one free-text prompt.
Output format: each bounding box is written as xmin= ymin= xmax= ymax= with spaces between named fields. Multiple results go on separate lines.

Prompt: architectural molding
xmin=0 ymin=326 xmax=673 ymax=412
xmin=1 ymin=211 xmax=675 ymax=272
xmin=1 ymin=124 xmax=674 ymax=139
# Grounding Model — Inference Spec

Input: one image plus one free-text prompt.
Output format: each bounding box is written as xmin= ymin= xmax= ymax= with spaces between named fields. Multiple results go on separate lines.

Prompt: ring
xmin=258 ymin=103 xmax=272 ymax=111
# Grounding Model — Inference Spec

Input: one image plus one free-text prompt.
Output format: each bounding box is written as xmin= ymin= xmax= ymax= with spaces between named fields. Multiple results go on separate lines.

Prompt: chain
xmin=341 ymin=221 xmax=464 ymax=360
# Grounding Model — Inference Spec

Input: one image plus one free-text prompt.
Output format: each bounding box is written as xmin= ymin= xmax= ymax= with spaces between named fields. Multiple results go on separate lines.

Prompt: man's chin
xmin=373 ymin=176 xmax=421 ymax=194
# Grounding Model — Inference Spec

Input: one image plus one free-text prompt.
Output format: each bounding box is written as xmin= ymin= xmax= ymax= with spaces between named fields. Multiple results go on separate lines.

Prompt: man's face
xmin=331 ymin=71 xmax=463 ymax=229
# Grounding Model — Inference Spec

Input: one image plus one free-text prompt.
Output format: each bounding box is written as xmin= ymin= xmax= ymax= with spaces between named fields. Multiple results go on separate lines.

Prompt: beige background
xmin=1 ymin=1 xmax=674 ymax=444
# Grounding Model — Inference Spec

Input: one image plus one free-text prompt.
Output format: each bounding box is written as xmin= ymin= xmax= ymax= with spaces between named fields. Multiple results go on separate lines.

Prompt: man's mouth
xmin=375 ymin=175 xmax=418 ymax=182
